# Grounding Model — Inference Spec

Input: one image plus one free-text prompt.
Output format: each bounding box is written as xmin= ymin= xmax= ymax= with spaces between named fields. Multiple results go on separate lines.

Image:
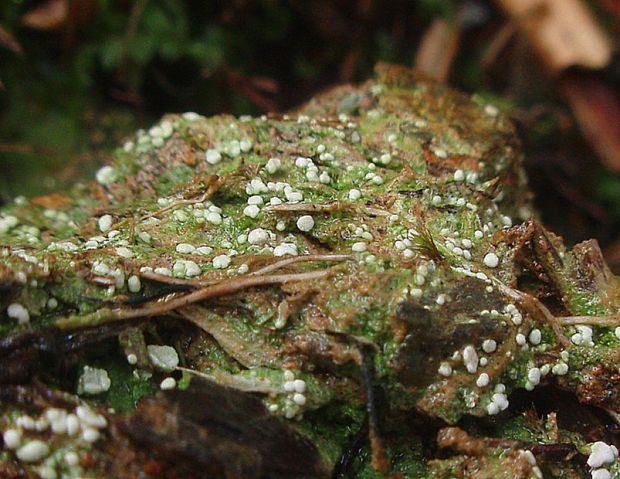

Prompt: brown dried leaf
xmin=495 ymin=0 xmax=612 ymax=73
xmin=30 ymin=192 xmax=73 ymax=209
xmin=21 ymin=0 xmax=68 ymax=31
xmin=414 ymin=18 xmax=461 ymax=82
xmin=598 ymin=0 xmax=620 ymax=24
xmin=560 ymin=71 xmax=620 ymax=172
xmin=0 ymin=26 xmax=22 ymax=53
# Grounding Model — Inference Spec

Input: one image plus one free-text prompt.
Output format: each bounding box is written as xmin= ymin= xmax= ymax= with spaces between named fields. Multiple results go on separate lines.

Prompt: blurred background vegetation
xmin=1 ymin=0 xmax=620 ymax=267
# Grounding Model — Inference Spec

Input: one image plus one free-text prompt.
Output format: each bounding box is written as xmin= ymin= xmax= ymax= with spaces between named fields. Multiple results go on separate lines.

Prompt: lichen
xmin=0 ymin=64 xmax=618 ymax=478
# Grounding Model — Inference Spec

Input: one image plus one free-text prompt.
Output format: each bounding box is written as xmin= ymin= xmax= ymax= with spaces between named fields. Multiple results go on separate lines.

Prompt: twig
xmin=82 ymin=284 xmax=192 ymax=307
xmin=139 ymin=270 xmax=214 ymax=287
xmin=56 ymin=269 xmax=335 ymax=330
xmin=267 ymin=202 xmax=391 ymax=217
xmin=359 ymin=346 xmax=390 ymax=474
xmin=480 ymin=22 xmax=515 ymax=69
xmin=363 ymin=207 xmax=392 ymax=218
xmin=333 ymin=419 xmax=368 ymax=478
xmin=122 ymin=0 xmax=149 ymax=64
xmin=140 ymin=191 xmax=209 ymax=222
xmin=249 ymin=253 xmax=355 ymax=275
xmin=0 ymin=26 xmax=23 ymax=54
xmin=140 ymin=253 xmax=354 ymax=287
xmin=89 ymin=276 xmax=115 ymax=286
xmin=493 ymin=280 xmax=572 ymax=347
xmin=556 ymin=315 xmax=620 ymax=327
xmin=139 ymin=174 xmax=225 ymax=223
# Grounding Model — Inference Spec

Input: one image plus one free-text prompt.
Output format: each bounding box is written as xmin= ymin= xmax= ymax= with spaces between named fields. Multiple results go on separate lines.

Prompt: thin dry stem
xmin=267 ymin=202 xmax=391 ymax=217
xmin=140 ymin=192 xmax=208 ymax=223
xmin=139 ymin=175 xmax=225 ymax=222
xmin=139 ymin=253 xmax=354 ymax=287
xmin=249 ymin=253 xmax=354 ymax=275
xmin=57 ymin=269 xmax=336 ymax=329
xmin=139 ymin=270 xmax=221 ymax=287
xmin=557 ymin=315 xmax=620 ymax=327
xmin=494 ymin=280 xmax=572 ymax=348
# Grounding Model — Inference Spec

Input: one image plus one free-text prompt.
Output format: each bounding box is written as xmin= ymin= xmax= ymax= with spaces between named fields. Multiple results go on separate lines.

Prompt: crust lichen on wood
xmin=0 ymin=64 xmax=619 ymax=478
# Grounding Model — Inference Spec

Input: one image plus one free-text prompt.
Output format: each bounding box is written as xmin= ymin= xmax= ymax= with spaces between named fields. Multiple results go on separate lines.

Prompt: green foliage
xmin=4 ymin=0 xmax=431 ymax=198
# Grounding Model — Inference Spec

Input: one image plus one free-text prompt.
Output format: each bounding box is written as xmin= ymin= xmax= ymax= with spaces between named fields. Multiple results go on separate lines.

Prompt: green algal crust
xmin=0 ymin=64 xmax=619 ymax=478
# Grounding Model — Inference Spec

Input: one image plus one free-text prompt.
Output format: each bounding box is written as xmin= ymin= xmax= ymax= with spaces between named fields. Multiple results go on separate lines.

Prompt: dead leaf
xmin=480 ymin=22 xmax=515 ymax=69
xmin=0 ymin=26 xmax=22 ymax=53
xmin=598 ymin=0 xmax=620 ymax=24
xmin=414 ymin=18 xmax=462 ymax=82
xmin=495 ymin=0 xmax=612 ymax=73
xmin=31 ymin=193 xmax=73 ymax=209
xmin=560 ymin=71 xmax=620 ymax=172
xmin=221 ymin=68 xmax=279 ymax=111
xmin=21 ymin=0 xmax=68 ymax=31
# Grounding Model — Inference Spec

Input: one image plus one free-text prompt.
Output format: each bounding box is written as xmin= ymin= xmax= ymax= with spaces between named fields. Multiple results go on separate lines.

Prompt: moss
xmin=0 ymin=65 xmax=618 ymax=477
xmin=89 ymin=358 xmax=157 ymax=413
